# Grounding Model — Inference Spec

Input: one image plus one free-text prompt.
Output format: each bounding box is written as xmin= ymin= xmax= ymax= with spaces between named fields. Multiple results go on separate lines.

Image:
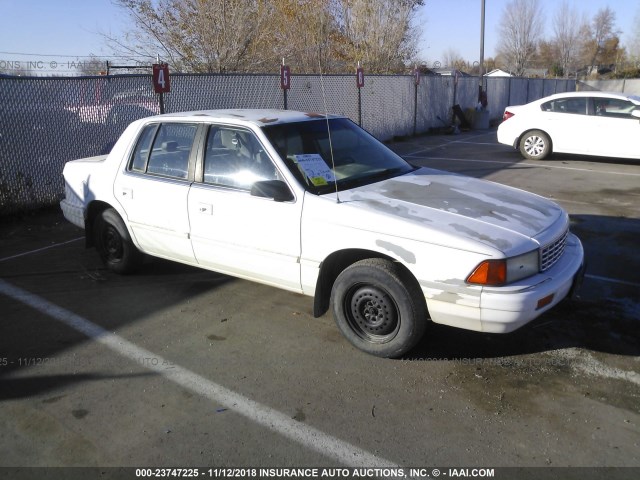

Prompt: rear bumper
xmin=496 ymin=124 xmax=519 ymax=149
xmin=60 ymin=199 xmax=85 ymax=230
xmin=427 ymin=233 xmax=584 ymax=333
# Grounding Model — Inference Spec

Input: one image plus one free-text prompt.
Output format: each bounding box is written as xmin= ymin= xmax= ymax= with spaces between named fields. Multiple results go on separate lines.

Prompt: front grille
xmin=540 ymin=229 xmax=568 ymax=271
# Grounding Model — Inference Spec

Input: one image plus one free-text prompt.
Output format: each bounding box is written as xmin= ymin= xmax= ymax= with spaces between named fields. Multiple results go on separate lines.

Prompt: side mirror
xmin=250 ymin=180 xmax=294 ymax=202
xmin=631 ymin=109 xmax=640 ymax=119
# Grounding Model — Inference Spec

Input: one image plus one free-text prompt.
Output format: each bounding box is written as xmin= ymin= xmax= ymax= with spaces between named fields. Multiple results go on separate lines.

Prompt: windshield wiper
xmin=315 ymin=166 xmax=413 ymax=195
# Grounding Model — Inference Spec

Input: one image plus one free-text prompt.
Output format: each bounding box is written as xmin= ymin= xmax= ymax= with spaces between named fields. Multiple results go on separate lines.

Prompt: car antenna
xmin=317 ymin=11 xmax=340 ymax=204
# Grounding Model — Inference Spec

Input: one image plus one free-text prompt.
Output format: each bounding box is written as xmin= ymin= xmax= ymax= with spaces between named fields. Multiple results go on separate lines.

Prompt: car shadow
xmin=408 ymin=295 xmax=639 ymax=361
xmin=0 ymin=221 xmax=237 ymax=401
xmin=525 ymin=152 xmax=639 ymax=166
xmin=407 ymin=212 xmax=640 ymax=361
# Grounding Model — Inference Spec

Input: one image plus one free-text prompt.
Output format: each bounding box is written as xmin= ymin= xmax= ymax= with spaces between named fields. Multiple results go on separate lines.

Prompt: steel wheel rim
xmin=344 ymin=284 xmax=400 ymax=343
xmin=103 ymin=225 xmax=124 ymax=263
xmin=525 ymin=136 xmax=545 ymax=157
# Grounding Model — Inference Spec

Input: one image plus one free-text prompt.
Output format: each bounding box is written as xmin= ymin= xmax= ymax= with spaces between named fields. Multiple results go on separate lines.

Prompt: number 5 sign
xmin=152 ymin=64 xmax=170 ymax=93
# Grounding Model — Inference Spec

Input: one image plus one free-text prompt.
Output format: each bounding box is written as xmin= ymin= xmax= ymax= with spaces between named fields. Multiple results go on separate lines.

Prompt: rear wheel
xmin=520 ymin=130 xmax=551 ymax=160
xmin=331 ymin=259 xmax=427 ymax=358
xmin=93 ymin=208 xmax=141 ymax=274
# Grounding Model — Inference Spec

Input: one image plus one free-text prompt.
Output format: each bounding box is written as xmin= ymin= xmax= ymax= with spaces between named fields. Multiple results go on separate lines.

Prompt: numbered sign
xmin=280 ymin=65 xmax=291 ymax=90
xmin=152 ymin=64 xmax=171 ymax=93
xmin=356 ymin=67 xmax=364 ymax=88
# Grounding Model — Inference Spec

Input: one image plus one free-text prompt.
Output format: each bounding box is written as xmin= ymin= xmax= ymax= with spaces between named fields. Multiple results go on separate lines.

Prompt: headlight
xmin=466 ymin=250 xmax=539 ymax=286
xmin=506 ymin=250 xmax=540 ymax=283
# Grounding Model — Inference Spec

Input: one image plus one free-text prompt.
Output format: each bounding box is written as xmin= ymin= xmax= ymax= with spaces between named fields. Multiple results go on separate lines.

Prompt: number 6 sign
xmin=152 ymin=64 xmax=170 ymax=93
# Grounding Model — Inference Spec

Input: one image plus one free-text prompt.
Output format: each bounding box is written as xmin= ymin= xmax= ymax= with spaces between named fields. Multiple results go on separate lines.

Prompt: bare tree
xmin=442 ymin=48 xmax=466 ymax=70
xmin=106 ymin=0 xmax=423 ymax=74
xmin=552 ymin=1 xmax=587 ymax=77
xmin=78 ymin=55 xmax=109 ymax=76
xmin=108 ymin=0 xmax=271 ymax=73
xmin=496 ymin=0 xmax=545 ymax=76
xmin=582 ymin=7 xmax=619 ymax=75
xmin=262 ymin=0 xmax=339 ymax=73
xmin=334 ymin=0 xmax=424 ymax=73
xmin=627 ymin=7 xmax=640 ymax=62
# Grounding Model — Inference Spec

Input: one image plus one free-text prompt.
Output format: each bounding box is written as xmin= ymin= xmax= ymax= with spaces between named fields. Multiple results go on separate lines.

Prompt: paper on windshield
xmin=293 ymin=154 xmax=336 ymax=186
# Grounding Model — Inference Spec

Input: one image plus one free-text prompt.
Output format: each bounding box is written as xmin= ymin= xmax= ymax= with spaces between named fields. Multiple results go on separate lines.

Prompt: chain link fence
xmin=0 ymin=73 xmax=575 ymax=216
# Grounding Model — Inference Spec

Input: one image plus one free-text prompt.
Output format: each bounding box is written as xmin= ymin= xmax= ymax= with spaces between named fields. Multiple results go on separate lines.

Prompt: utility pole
xmin=479 ymin=0 xmax=486 ymax=104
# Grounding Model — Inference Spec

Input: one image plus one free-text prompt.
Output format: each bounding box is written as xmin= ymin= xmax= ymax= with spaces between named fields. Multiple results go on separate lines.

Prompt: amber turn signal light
xmin=536 ymin=294 xmax=555 ymax=310
xmin=466 ymin=260 xmax=507 ymax=286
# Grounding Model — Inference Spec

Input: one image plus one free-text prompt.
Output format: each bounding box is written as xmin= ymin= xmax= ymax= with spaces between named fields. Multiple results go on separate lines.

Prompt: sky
xmin=1 ymin=0 xmax=639 ymax=75
xmin=417 ymin=0 xmax=639 ymax=66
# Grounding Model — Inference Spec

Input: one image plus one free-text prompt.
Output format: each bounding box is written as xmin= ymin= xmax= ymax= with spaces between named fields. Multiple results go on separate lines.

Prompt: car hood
xmin=338 ymin=167 xmax=566 ymax=254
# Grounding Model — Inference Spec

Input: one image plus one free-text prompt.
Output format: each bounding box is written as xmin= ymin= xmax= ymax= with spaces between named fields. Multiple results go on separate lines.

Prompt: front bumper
xmin=426 ymin=233 xmax=584 ymax=333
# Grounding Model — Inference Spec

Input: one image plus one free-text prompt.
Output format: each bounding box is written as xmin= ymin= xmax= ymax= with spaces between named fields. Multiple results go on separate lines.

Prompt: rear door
xmin=540 ymin=97 xmax=594 ymax=155
xmin=115 ymin=122 xmax=201 ymax=263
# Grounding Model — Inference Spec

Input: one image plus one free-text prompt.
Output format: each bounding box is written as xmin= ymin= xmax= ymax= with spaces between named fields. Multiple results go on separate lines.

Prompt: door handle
xmin=198 ymin=203 xmax=213 ymax=215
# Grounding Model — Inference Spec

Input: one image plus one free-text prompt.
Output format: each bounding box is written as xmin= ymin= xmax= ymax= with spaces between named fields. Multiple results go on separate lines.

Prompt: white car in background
xmin=498 ymin=91 xmax=640 ymax=160
xmin=61 ymin=109 xmax=584 ymax=358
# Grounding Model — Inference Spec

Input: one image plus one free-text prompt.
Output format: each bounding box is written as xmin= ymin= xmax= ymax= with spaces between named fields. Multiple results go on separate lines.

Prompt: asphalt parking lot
xmin=1 ymin=129 xmax=639 ymax=477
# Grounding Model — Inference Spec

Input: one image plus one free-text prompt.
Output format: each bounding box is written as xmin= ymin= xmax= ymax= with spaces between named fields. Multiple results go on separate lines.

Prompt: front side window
xmin=129 ymin=123 xmax=198 ymax=180
xmin=262 ymin=118 xmax=414 ymax=194
xmin=591 ymin=97 xmax=638 ymax=118
xmin=203 ymin=126 xmax=281 ymax=190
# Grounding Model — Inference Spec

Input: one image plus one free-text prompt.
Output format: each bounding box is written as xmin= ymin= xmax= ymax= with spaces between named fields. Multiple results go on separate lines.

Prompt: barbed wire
xmin=0 ymin=50 xmax=151 ymax=59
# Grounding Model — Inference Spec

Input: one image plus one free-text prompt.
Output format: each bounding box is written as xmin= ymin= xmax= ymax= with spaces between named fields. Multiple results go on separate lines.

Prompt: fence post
xmin=413 ymin=69 xmax=419 ymax=136
xmin=280 ymin=61 xmax=290 ymax=110
xmin=356 ymin=64 xmax=364 ymax=126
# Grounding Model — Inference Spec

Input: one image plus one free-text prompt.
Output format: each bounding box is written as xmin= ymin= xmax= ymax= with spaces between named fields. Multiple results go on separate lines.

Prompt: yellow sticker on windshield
xmin=310 ymin=176 xmax=329 ymax=186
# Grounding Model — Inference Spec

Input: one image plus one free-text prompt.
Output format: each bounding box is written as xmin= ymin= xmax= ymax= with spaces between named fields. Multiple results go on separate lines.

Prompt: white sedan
xmin=498 ymin=91 xmax=640 ymax=160
xmin=61 ymin=109 xmax=584 ymax=357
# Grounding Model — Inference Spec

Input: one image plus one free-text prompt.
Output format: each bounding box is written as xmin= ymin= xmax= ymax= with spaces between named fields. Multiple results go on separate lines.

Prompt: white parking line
xmin=401 ymin=132 xmax=496 ymax=157
xmin=0 ymin=237 xmax=84 ymax=263
xmin=0 ymin=278 xmax=403 ymax=469
xmin=585 ymin=274 xmax=640 ymax=289
xmin=408 ymin=156 xmax=640 ymax=177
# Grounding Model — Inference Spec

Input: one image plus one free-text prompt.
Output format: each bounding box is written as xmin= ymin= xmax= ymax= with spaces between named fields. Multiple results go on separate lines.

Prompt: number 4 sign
xmin=152 ymin=64 xmax=170 ymax=93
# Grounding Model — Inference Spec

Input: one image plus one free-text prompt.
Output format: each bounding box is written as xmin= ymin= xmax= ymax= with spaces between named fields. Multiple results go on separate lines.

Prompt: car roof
xmin=142 ymin=109 xmax=342 ymax=127
xmin=536 ymin=91 xmax=640 ymax=103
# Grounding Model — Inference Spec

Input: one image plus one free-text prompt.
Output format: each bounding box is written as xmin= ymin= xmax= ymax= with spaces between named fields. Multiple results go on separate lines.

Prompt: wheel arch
xmin=312 ymin=248 xmax=423 ymax=318
xmin=517 ymin=128 xmax=554 ymax=153
xmin=85 ymin=200 xmax=113 ymax=248
xmin=85 ymin=201 xmax=135 ymax=249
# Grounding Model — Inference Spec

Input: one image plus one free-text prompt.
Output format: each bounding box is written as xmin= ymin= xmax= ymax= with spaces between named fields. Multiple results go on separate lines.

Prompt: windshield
xmin=262 ymin=118 xmax=414 ymax=194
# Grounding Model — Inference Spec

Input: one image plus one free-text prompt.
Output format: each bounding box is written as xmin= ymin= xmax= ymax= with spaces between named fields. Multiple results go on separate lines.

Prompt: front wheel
xmin=93 ymin=208 xmax=141 ymax=274
xmin=331 ymin=259 xmax=427 ymax=358
xmin=520 ymin=130 xmax=551 ymax=160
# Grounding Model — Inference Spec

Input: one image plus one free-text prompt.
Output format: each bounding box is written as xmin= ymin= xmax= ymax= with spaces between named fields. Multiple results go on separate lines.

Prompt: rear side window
xmin=131 ymin=124 xmax=157 ymax=172
xmin=541 ymin=98 xmax=587 ymax=115
xmin=129 ymin=123 xmax=198 ymax=180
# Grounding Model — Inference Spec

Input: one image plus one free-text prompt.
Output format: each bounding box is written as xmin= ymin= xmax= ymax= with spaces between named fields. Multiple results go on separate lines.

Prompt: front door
xmin=188 ymin=125 xmax=303 ymax=291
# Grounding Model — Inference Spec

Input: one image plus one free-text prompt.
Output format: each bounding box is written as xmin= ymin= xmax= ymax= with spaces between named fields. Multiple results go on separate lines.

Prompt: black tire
xmin=331 ymin=258 xmax=427 ymax=358
xmin=93 ymin=208 xmax=141 ymax=274
xmin=519 ymin=130 xmax=551 ymax=160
